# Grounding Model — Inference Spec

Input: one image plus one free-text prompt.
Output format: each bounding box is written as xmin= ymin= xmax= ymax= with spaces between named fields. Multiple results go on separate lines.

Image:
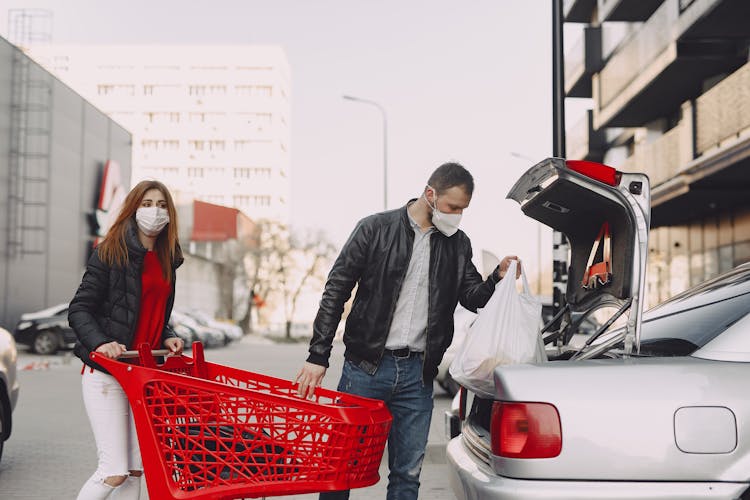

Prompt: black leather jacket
xmin=307 ymin=201 xmax=500 ymax=381
xmin=69 ymin=221 xmax=183 ymax=372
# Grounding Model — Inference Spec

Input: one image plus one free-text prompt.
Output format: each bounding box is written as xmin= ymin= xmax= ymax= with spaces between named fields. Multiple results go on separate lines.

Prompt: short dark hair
xmin=427 ymin=162 xmax=474 ymax=196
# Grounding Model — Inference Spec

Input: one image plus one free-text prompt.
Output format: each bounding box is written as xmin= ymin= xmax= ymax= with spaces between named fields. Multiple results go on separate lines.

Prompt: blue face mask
xmin=424 ymin=185 xmax=462 ymax=237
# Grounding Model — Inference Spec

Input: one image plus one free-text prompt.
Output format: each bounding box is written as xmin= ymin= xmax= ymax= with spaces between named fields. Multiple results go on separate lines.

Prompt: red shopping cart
xmin=91 ymin=342 xmax=392 ymax=500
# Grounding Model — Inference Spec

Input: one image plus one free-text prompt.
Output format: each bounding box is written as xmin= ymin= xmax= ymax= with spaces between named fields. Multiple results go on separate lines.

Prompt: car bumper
xmin=447 ymin=438 xmax=749 ymax=500
xmin=12 ymin=328 xmax=36 ymax=346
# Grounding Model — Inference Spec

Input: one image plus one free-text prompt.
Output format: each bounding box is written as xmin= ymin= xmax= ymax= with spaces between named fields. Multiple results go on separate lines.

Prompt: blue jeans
xmin=320 ymin=351 xmax=434 ymax=500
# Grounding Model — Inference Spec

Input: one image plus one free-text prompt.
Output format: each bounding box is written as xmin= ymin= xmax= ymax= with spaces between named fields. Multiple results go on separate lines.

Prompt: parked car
xmin=185 ymin=310 xmax=243 ymax=343
xmin=169 ymin=316 xmax=197 ymax=347
xmin=170 ymin=310 xmax=225 ymax=348
xmin=443 ymin=157 xmax=750 ymax=499
xmin=0 ymin=326 xmax=19 ymax=463
xmin=13 ymin=303 xmax=76 ymax=355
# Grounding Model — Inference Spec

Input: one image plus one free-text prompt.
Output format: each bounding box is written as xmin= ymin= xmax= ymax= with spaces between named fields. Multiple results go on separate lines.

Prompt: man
xmin=296 ymin=162 xmax=519 ymax=500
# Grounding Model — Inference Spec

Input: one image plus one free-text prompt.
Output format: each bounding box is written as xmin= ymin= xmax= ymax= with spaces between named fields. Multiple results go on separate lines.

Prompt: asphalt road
xmin=0 ymin=335 xmax=456 ymax=499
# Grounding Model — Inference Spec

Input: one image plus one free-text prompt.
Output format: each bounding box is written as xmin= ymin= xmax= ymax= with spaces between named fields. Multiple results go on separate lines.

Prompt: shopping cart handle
xmin=118 ymin=349 xmax=172 ymax=359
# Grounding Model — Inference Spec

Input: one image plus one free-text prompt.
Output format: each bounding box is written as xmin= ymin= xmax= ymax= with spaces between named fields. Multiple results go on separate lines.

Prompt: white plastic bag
xmin=449 ymin=260 xmax=546 ymax=398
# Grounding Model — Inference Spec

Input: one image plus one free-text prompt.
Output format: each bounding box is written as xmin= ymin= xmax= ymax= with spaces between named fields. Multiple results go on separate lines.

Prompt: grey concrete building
xmin=564 ymin=0 xmax=750 ymax=306
xmin=0 ymin=35 xmax=132 ymax=330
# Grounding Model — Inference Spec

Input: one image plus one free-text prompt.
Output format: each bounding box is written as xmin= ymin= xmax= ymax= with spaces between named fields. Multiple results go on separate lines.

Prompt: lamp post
xmin=342 ymin=95 xmax=388 ymax=211
xmin=551 ymin=0 xmax=569 ymax=321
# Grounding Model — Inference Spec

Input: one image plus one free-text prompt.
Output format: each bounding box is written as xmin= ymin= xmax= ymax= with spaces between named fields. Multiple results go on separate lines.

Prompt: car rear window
xmin=639 ymin=289 xmax=750 ymax=356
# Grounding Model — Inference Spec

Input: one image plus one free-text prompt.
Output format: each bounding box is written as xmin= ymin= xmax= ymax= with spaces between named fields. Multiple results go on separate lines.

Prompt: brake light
xmin=490 ymin=402 xmax=562 ymax=458
xmin=566 ymin=160 xmax=619 ymax=186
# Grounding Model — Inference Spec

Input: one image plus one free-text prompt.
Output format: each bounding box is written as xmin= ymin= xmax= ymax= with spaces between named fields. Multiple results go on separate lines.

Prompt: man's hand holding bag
xmin=449 ymin=259 xmax=546 ymax=398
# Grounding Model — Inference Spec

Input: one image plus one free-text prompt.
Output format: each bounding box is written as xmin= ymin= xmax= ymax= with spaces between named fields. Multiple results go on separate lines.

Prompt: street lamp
xmin=342 ymin=95 xmax=388 ymax=211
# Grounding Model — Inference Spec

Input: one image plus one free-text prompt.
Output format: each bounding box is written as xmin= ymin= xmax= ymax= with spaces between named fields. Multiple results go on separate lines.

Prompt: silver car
xmin=446 ymin=158 xmax=750 ymax=499
xmin=0 ymin=326 xmax=19 ymax=463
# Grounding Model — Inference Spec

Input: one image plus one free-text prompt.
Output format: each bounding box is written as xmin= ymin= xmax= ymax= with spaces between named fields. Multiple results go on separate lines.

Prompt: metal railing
xmin=598 ymin=0 xmax=677 ymax=108
xmin=696 ymin=62 xmax=750 ymax=155
xmin=620 ymin=123 xmax=682 ymax=186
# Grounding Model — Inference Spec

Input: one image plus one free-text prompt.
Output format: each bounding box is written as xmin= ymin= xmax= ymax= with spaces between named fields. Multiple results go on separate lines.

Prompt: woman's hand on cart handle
xmin=95 ymin=341 xmax=128 ymax=359
xmin=296 ymin=362 xmax=327 ymax=399
xmin=164 ymin=337 xmax=184 ymax=355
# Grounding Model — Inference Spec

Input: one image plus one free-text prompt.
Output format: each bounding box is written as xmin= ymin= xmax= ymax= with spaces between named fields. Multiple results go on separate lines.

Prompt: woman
xmin=69 ymin=180 xmax=184 ymax=500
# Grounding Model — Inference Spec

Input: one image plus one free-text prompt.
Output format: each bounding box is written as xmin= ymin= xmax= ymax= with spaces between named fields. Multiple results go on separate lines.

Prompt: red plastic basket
xmin=91 ymin=343 xmax=392 ymax=500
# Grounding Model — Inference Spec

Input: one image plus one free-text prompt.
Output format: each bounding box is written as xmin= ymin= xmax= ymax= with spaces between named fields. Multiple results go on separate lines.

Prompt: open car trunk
xmin=506 ymin=157 xmax=651 ymax=356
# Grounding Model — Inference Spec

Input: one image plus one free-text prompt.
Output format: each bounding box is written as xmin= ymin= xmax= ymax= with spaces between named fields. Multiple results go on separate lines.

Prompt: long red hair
xmin=97 ymin=180 xmax=181 ymax=282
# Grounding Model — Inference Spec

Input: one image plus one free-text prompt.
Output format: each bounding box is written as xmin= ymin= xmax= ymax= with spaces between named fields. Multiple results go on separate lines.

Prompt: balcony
xmin=564 ymin=0 xmax=597 ymax=22
xmin=619 ymin=121 xmax=686 ymax=187
xmin=643 ymin=63 xmax=750 ymax=226
xmin=565 ymin=27 xmax=602 ymax=98
xmin=594 ymin=0 xmax=748 ymax=129
xmin=566 ymin=110 xmax=606 ymax=162
xmin=598 ymin=0 xmax=665 ymax=22
xmin=695 ymin=59 xmax=750 ymax=155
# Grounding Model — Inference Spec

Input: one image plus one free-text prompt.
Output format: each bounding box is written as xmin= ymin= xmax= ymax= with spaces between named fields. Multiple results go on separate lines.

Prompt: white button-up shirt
xmin=385 ymin=208 xmax=434 ymax=352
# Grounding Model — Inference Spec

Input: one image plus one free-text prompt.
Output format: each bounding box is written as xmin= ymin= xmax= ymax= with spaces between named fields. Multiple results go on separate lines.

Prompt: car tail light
xmin=566 ymin=160 xmax=619 ymax=186
xmin=491 ymin=402 xmax=562 ymax=458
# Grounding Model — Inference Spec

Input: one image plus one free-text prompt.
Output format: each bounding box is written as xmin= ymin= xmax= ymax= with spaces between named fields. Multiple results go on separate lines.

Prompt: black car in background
xmin=13 ymin=303 xmax=76 ymax=355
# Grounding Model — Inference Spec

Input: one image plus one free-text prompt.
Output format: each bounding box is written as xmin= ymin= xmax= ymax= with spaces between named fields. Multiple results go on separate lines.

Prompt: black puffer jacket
xmin=307 ymin=201 xmax=501 ymax=381
xmin=70 ymin=221 xmax=184 ymax=372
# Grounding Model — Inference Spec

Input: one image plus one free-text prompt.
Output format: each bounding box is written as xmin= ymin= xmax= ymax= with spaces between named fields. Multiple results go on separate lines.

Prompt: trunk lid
xmin=506 ymin=158 xmax=650 ymax=353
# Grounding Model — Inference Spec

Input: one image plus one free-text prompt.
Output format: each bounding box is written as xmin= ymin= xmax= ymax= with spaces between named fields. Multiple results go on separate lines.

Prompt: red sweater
xmin=131 ymin=251 xmax=171 ymax=350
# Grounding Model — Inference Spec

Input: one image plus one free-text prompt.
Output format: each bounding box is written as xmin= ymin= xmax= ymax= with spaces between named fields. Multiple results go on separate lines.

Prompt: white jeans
xmin=77 ymin=368 xmax=142 ymax=500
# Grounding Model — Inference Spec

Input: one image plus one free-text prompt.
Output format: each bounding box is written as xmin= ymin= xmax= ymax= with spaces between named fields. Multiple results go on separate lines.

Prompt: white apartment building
xmin=26 ymin=44 xmax=291 ymax=223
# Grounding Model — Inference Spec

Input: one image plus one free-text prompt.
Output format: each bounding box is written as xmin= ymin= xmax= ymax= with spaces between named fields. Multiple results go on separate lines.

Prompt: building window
xmin=249 ymin=112 xmax=272 ymax=128
xmin=235 ymin=85 xmax=253 ymax=96
xmin=254 ymin=195 xmax=271 ymax=207
xmin=255 ymin=85 xmax=272 ymax=97
xmin=188 ymin=167 xmax=205 ymax=178
xmin=236 ymin=66 xmax=273 ymax=71
xmin=208 ymin=140 xmax=225 ymax=152
xmin=189 ymin=85 xmax=207 ymax=96
xmin=233 ymin=195 xmax=271 ymax=208
xmin=145 ymin=65 xmax=180 ymax=70
xmin=233 ymin=167 xmax=272 ymax=179
xmin=205 ymin=195 xmax=225 ymax=204
xmin=208 ymin=85 xmax=227 ymax=96
xmin=144 ymin=112 xmax=180 ymax=124
xmin=97 ymin=84 xmax=115 ymax=95
xmin=233 ymin=195 xmax=250 ymax=206
xmin=162 ymin=140 xmax=180 ymax=151
xmin=188 ymin=140 xmax=205 ymax=151
xmin=234 ymin=140 xmax=250 ymax=152
xmin=189 ymin=112 xmax=205 ymax=123
xmin=234 ymin=85 xmax=273 ymax=97
xmin=143 ymin=84 xmax=181 ymax=97
xmin=141 ymin=140 xmax=159 ymax=151
xmin=234 ymin=139 xmax=272 ymax=152
xmin=190 ymin=66 xmax=228 ymax=71
xmin=207 ymin=167 xmax=226 ymax=177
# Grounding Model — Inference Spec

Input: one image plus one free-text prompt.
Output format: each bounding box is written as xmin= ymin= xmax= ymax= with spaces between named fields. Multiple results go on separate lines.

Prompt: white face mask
xmin=136 ymin=206 xmax=170 ymax=237
xmin=424 ymin=185 xmax=462 ymax=237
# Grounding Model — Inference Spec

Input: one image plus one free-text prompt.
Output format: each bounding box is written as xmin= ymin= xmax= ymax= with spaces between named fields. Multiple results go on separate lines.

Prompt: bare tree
xmin=236 ymin=219 xmax=290 ymax=334
xmin=278 ymin=230 xmax=337 ymax=339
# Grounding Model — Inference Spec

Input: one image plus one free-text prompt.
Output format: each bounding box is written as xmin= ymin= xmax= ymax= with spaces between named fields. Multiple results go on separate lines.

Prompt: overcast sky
xmin=1 ymin=0 xmax=589 ymax=280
